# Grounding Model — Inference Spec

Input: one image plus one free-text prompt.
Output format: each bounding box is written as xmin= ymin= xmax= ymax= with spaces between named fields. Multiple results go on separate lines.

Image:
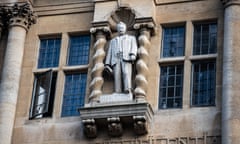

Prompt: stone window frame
xmin=61 ymin=32 xmax=90 ymax=117
xmin=158 ymin=22 xmax=186 ymax=110
xmin=30 ymin=32 xmax=90 ymax=119
xmin=190 ymin=20 xmax=218 ymax=107
xmin=158 ymin=20 xmax=218 ymax=110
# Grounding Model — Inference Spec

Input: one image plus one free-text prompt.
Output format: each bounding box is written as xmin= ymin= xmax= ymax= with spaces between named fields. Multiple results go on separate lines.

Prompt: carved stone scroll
xmin=89 ymin=27 xmax=110 ymax=103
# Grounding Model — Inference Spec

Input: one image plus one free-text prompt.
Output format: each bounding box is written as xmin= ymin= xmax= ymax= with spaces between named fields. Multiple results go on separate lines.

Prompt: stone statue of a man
xmin=105 ymin=22 xmax=138 ymax=93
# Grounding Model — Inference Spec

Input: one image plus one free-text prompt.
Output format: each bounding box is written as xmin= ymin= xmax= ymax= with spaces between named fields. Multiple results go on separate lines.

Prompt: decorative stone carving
xmin=5 ymin=3 xmax=37 ymax=30
xmin=95 ymin=135 xmax=221 ymax=144
xmin=133 ymin=115 xmax=148 ymax=135
xmin=82 ymin=119 xmax=97 ymax=138
xmin=107 ymin=117 xmax=123 ymax=137
xmin=133 ymin=21 xmax=155 ymax=102
xmin=108 ymin=7 xmax=136 ymax=31
xmin=89 ymin=26 xmax=110 ymax=103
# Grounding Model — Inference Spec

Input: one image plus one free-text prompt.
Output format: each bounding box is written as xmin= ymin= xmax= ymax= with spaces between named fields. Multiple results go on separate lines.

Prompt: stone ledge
xmin=79 ymin=102 xmax=154 ymax=120
xmin=78 ymin=102 xmax=154 ymax=138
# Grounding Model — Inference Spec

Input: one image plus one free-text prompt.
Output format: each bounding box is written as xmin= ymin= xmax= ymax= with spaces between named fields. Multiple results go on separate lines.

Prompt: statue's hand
xmin=104 ymin=65 xmax=113 ymax=75
xmin=130 ymin=55 xmax=136 ymax=61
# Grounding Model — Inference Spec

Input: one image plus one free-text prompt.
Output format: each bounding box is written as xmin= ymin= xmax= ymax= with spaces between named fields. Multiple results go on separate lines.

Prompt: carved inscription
xmin=95 ymin=135 xmax=221 ymax=144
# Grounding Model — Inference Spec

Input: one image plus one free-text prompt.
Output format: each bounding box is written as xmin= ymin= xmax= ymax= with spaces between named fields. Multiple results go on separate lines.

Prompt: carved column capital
xmin=5 ymin=3 xmax=37 ymax=30
xmin=134 ymin=21 xmax=156 ymax=36
xmin=90 ymin=26 xmax=111 ymax=34
xmin=221 ymin=0 xmax=240 ymax=7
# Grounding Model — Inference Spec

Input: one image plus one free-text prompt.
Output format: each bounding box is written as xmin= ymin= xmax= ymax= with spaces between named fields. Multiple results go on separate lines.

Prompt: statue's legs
xmin=113 ymin=60 xmax=122 ymax=93
xmin=121 ymin=61 xmax=132 ymax=93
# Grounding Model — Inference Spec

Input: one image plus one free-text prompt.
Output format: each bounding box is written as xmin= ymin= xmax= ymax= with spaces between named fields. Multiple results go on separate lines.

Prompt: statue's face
xmin=117 ymin=22 xmax=126 ymax=35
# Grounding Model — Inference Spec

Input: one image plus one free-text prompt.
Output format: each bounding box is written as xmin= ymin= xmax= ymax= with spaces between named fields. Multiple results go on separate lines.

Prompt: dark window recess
xmin=29 ymin=70 xmax=57 ymax=119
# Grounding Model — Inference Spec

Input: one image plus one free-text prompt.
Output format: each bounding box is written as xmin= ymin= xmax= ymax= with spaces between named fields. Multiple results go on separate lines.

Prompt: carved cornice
xmin=3 ymin=3 xmax=37 ymax=30
xmin=221 ymin=0 xmax=240 ymax=7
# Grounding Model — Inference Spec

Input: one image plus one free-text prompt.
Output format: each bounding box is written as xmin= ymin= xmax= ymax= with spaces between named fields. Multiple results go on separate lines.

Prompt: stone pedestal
xmin=79 ymin=102 xmax=153 ymax=138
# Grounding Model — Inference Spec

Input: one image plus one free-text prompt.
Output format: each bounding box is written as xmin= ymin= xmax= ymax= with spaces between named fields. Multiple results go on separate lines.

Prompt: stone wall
xmin=5 ymin=0 xmax=224 ymax=143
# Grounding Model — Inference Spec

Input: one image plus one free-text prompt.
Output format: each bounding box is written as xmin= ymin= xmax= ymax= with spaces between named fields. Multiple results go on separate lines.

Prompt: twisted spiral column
xmin=134 ymin=23 xmax=155 ymax=102
xmin=89 ymin=27 xmax=110 ymax=103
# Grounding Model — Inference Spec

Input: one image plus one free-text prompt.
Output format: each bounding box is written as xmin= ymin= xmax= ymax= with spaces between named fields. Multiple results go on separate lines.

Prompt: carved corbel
xmin=82 ymin=119 xmax=97 ymax=138
xmin=107 ymin=117 xmax=123 ymax=137
xmin=133 ymin=115 xmax=148 ymax=135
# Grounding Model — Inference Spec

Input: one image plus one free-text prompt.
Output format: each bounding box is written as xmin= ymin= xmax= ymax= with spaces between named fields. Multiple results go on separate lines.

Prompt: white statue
xmin=105 ymin=22 xmax=138 ymax=93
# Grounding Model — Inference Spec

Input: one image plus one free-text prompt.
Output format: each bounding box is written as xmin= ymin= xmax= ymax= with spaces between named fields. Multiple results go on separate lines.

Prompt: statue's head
xmin=117 ymin=21 xmax=126 ymax=35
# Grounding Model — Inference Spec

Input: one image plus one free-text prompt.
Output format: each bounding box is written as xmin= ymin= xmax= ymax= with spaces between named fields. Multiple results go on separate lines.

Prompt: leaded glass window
xmin=159 ymin=65 xmax=183 ymax=109
xmin=38 ymin=38 xmax=61 ymax=68
xmin=67 ymin=35 xmax=90 ymax=66
xmin=162 ymin=26 xmax=185 ymax=57
xmin=29 ymin=70 xmax=57 ymax=119
xmin=191 ymin=61 xmax=216 ymax=106
xmin=193 ymin=23 xmax=217 ymax=55
xmin=61 ymin=73 xmax=87 ymax=117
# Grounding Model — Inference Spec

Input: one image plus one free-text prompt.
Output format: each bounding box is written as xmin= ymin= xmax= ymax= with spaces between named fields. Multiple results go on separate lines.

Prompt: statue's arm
xmin=104 ymin=40 xmax=113 ymax=74
xmin=130 ymin=36 xmax=138 ymax=61
xmin=105 ymin=40 xmax=113 ymax=66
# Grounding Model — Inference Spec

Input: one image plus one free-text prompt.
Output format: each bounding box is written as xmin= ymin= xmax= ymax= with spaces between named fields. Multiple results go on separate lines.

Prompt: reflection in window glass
xmin=193 ymin=23 xmax=217 ymax=55
xmin=162 ymin=26 xmax=185 ymax=57
xmin=159 ymin=65 xmax=183 ymax=109
xmin=61 ymin=73 xmax=87 ymax=117
xmin=191 ymin=61 xmax=216 ymax=106
xmin=67 ymin=35 xmax=90 ymax=66
xmin=38 ymin=38 xmax=61 ymax=68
